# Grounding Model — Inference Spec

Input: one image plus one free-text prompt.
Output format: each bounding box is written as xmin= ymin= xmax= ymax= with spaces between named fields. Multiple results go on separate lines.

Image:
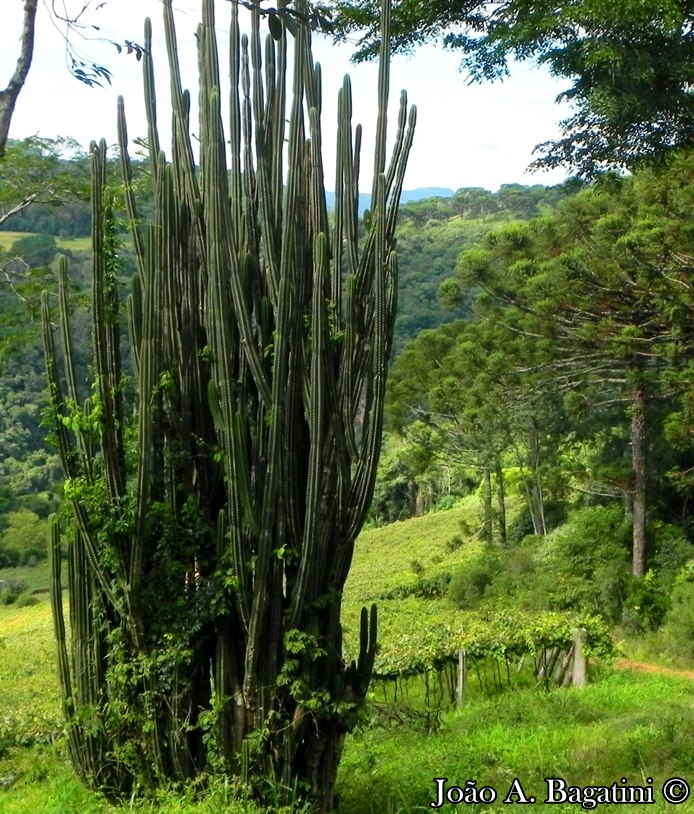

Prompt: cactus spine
xmin=43 ymin=0 xmax=414 ymax=809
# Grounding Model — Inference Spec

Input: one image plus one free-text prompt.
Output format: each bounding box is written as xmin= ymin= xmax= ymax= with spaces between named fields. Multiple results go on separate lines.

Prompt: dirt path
xmin=615 ymin=658 xmax=694 ymax=680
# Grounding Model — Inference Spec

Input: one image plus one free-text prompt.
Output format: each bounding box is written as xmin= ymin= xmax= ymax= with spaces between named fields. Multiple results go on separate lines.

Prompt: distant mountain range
xmin=325 ymin=187 xmax=454 ymax=214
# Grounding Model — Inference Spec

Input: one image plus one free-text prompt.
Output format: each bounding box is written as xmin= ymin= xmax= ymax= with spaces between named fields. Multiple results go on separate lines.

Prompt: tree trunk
xmin=631 ymin=387 xmax=647 ymax=577
xmin=527 ymin=418 xmax=547 ymax=535
xmin=495 ymin=456 xmax=507 ymax=546
xmin=481 ymin=464 xmax=493 ymax=544
xmin=0 ymin=0 xmax=38 ymax=158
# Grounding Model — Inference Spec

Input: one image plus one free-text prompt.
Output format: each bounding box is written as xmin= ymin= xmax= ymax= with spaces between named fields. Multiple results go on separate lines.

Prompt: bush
xmin=381 ymin=573 xmax=452 ymax=600
xmin=622 ymin=570 xmax=668 ymax=633
xmin=9 ymin=233 xmax=58 ymax=268
xmin=448 ymin=553 xmax=499 ymax=609
xmin=0 ymin=511 xmax=47 ymax=565
xmin=0 ymin=580 xmax=27 ymax=605
xmin=506 ymin=502 xmax=567 ymax=546
xmin=0 ymin=546 xmax=20 ymax=568
xmin=15 ymin=593 xmax=39 ymax=608
xmin=533 ymin=505 xmax=631 ymax=622
xmin=660 ymin=575 xmax=694 ymax=665
xmin=651 ymin=522 xmax=693 ymax=593
xmin=484 ymin=542 xmax=539 ymax=607
xmin=506 ymin=508 xmax=535 ymax=546
xmin=445 ymin=534 xmax=464 ymax=552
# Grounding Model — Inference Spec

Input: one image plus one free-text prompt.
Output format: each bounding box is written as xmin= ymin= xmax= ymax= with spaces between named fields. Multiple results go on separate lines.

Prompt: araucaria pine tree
xmin=42 ymin=0 xmax=414 ymax=810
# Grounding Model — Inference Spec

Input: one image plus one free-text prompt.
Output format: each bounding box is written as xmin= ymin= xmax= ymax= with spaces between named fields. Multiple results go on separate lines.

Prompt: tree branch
xmin=0 ymin=193 xmax=39 ymax=227
xmin=0 ymin=0 xmax=39 ymax=158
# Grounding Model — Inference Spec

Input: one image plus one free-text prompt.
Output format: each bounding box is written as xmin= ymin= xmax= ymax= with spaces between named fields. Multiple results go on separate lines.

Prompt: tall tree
xmin=0 ymin=137 xmax=90 ymax=227
xmin=387 ymin=317 xmax=571 ymax=543
xmin=43 ymin=0 xmax=414 ymax=810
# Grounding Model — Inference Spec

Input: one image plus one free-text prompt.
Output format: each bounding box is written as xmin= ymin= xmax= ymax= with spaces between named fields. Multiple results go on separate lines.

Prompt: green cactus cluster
xmin=42 ymin=0 xmax=414 ymax=809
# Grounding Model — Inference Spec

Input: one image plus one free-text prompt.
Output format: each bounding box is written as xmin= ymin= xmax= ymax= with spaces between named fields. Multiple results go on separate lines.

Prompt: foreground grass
xmin=339 ymin=669 xmax=694 ymax=812
xmin=4 ymin=506 xmax=694 ymax=812
xmin=3 ymin=668 xmax=694 ymax=812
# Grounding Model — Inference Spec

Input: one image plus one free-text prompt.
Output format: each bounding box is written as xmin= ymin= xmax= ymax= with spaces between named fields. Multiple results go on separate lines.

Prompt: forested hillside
xmin=381 ymin=154 xmax=694 ymax=630
xmin=0 ymin=156 xmax=570 ymax=563
xmin=5 ymin=140 xmax=694 ymax=641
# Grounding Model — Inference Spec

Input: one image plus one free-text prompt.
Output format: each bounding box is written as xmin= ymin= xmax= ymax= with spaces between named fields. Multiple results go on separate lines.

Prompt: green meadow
xmin=3 ymin=500 xmax=694 ymax=812
xmin=0 ymin=231 xmax=92 ymax=253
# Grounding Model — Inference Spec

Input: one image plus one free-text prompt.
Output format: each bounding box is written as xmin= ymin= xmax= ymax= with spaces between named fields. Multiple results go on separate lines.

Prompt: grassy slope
xmin=0 ymin=600 xmax=62 ymax=749
xmin=346 ymin=499 xmax=480 ymax=604
xmin=342 ymin=498 xmax=484 ymax=670
xmin=3 ymin=503 xmax=694 ymax=812
xmin=0 ymin=560 xmax=53 ymax=595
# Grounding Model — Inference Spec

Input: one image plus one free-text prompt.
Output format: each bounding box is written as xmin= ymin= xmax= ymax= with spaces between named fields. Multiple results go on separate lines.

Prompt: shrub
xmin=9 ymin=233 xmax=58 ymax=268
xmin=445 ymin=534 xmax=464 ymax=552
xmin=0 ymin=511 xmax=47 ymax=565
xmin=381 ymin=573 xmax=451 ymax=600
xmin=484 ymin=542 xmax=539 ymax=607
xmin=448 ymin=553 xmax=500 ymax=609
xmin=506 ymin=502 xmax=566 ymax=546
xmin=651 ymin=521 xmax=693 ymax=593
xmin=0 ymin=580 xmax=27 ymax=605
xmin=434 ymin=495 xmax=458 ymax=513
xmin=529 ymin=505 xmax=631 ymax=621
xmin=622 ymin=570 xmax=668 ymax=633
xmin=660 ymin=575 xmax=694 ymax=665
xmin=505 ymin=507 xmax=535 ymax=546
xmin=0 ymin=546 xmax=20 ymax=568
xmin=15 ymin=593 xmax=39 ymax=608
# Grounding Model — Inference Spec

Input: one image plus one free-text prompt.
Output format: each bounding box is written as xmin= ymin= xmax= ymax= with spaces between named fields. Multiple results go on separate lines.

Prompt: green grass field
xmin=3 ymin=503 xmax=694 ymax=812
xmin=0 ymin=231 xmax=91 ymax=253
xmin=0 ymin=231 xmax=33 ymax=251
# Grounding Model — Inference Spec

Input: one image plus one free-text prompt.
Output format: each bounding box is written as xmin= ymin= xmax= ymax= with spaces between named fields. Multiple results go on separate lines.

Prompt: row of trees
xmin=388 ymin=154 xmax=694 ymax=577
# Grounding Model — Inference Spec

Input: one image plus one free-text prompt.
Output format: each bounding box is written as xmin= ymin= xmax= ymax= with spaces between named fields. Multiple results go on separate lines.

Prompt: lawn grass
xmin=338 ymin=668 xmax=694 ymax=812
xmin=0 ymin=596 xmax=62 ymax=751
xmin=4 ymin=665 xmax=694 ymax=812
xmin=3 ymin=504 xmax=694 ymax=812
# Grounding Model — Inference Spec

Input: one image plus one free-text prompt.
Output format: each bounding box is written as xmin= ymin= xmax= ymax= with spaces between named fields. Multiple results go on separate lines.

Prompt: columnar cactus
xmin=43 ymin=0 xmax=414 ymax=809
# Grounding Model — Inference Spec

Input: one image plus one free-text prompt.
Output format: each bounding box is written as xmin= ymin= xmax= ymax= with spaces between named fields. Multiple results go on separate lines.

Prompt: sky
xmin=1 ymin=0 xmax=572 ymax=192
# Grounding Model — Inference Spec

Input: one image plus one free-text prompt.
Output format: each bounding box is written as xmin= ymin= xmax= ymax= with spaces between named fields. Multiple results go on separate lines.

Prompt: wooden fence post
xmin=456 ymin=649 xmax=467 ymax=708
xmin=572 ymin=628 xmax=587 ymax=687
